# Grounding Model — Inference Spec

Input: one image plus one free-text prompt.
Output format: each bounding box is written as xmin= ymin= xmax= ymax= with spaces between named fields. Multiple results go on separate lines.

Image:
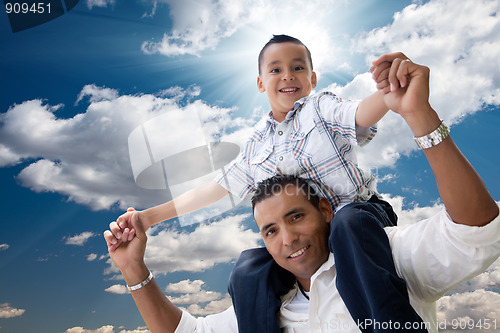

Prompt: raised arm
xmin=104 ymin=212 xmax=182 ymax=333
xmin=372 ymin=53 xmax=498 ymax=226
xmin=355 ymin=57 xmax=402 ymax=128
xmin=108 ymin=180 xmax=229 ymax=251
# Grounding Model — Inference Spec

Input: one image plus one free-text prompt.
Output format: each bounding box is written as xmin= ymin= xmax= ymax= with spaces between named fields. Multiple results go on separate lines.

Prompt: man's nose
xmin=282 ymin=226 xmax=298 ymax=246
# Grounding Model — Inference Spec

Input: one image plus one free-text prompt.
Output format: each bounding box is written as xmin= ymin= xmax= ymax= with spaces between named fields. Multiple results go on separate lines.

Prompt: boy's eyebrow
xmin=266 ymin=58 xmax=306 ymax=68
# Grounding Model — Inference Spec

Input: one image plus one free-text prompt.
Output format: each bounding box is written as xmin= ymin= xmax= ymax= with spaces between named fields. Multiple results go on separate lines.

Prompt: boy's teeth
xmin=280 ymin=88 xmax=297 ymax=93
xmin=289 ymin=246 xmax=307 ymax=258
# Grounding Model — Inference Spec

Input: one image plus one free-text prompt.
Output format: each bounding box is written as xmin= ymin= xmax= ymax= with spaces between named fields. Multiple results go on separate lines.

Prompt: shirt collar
xmin=266 ymin=95 xmax=309 ymax=127
xmin=311 ymin=253 xmax=335 ymax=285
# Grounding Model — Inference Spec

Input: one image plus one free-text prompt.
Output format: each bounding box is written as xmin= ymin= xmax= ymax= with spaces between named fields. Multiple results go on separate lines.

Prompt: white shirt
xmin=175 ymin=205 xmax=500 ymax=333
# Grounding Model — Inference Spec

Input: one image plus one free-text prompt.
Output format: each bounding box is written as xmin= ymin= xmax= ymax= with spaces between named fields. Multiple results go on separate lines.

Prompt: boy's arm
xmin=355 ymin=89 xmax=390 ymax=128
xmin=108 ymin=181 xmax=229 ymax=250
xmin=355 ymin=53 xmax=410 ymax=128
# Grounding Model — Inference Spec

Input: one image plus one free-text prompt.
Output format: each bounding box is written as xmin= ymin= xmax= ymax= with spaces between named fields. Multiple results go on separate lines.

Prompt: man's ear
xmin=257 ymin=76 xmax=266 ymax=93
xmin=311 ymin=71 xmax=317 ymax=89
xmin=318 ymin=197 xmax=334 ymax=223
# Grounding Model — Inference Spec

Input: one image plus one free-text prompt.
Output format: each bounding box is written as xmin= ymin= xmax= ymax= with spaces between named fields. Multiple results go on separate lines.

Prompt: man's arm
xmin=104 ymin=214 xmax=182 ymax=333
xmin=372 ymin=53 xmax=498 ymax=226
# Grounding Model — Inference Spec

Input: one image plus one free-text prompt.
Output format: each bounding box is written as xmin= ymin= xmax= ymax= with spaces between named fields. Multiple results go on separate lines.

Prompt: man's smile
xmin=288 ymin=245 xmax=310 ymax=258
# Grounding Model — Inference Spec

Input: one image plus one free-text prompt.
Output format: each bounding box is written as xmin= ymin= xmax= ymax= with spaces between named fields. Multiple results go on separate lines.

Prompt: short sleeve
xmin=314 ymin=92 xmax=375 ymax=146
xmin=215 ymin=151 xmax=255 ymax=200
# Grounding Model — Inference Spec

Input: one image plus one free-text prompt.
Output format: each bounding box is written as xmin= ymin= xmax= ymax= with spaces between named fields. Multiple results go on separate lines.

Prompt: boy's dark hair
xmin=251 ymin=174 xmax=321 ymax=212
xmin=258 ymin=34 xmax=313 ymax=74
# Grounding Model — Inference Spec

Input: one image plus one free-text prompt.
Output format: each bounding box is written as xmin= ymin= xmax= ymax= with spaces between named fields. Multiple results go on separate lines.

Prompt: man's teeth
xmin=289 ymin=247 xmax=307 ymax=258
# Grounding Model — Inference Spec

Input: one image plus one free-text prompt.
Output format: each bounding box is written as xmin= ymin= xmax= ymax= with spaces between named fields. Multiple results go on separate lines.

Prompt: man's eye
xmin=292 ymin=214 xmax=303 ymax=221
xmin=266 ymin=229 xmax=276 ymax=236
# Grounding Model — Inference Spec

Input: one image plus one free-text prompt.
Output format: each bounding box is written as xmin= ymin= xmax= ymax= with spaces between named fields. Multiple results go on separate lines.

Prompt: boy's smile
xmin=257 ymin=42 xmax=317 ymax=122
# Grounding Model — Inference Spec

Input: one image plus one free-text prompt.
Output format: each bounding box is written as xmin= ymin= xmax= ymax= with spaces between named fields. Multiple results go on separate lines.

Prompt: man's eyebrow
xmin=260 ymin=222 xmax=275 ymax=234
xmin=259 ymin=208 xmax=304 ymax=233
xmin=284 ymin=208 xmax=301 ymax=218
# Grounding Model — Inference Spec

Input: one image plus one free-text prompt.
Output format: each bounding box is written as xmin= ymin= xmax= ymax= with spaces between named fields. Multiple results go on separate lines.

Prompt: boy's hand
xmin=104 ymin=208 xmax=146 ymax=252
xmin=104 ymin=210 xmax=148 ymax=273
xmin=370 ymin=52 xmax=432 ymax=120
xmin=370 ymin=52 xmax=410 ymax=93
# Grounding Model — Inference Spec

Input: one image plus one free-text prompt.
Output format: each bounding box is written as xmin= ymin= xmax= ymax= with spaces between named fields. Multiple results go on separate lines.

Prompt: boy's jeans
xmin=228 ymin=196 xmax=426 ymax=333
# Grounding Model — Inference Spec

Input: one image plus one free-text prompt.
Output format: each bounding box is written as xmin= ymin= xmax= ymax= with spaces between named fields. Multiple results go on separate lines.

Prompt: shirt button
xmin=278 ymin=131 xmax=283 ymax=136
xmin=279 ymin=156 xmax=283 ymax=161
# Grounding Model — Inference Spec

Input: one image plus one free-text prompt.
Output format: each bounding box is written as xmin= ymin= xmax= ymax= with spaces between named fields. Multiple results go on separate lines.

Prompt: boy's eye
xmin=270 ymin=68 xmax=280 ymax=74
xmin=294 ymin=66 xmax=304 ymax=71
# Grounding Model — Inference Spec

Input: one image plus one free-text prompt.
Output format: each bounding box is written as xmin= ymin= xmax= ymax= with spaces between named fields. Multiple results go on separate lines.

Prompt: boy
xmin=108 ymin=35 xmax=424 ymax=331
xmin=108 ymin=34 xmax=393 ymax=246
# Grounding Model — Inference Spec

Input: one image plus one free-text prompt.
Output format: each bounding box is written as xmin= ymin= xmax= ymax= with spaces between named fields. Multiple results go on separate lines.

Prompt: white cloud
xmin=65 ymin=231 xmax=96 ymax=246
xmin=165 ymin=279 xmax=205 ymax=294
xmin=85 ymin=0 xmax=115 ymax=10
xmin=0 ymin=85 xmax=250 ymax=212
xmin=382 ymin=194 xmax=443 ymax=226
xmin=87 ymin=253 xmax=98 ymax=261
xmin=64 ymin=325 xmax=150 ymax=333
xmin=75 ymin=84 xmax=119 ymax=105
xmin=436 ymin=289 xmax=500 ymax=333
xmin=184 ymin=294 xmax=233 ymax=316
xmin=165 ymin=279 xmax=223 ymax=306
xmin=0 ymin=303 xmax=25 ymax=318
xmin=0 ymin=243 xmax=9 ymax=251
xmin=105 ymin=213 xmax=260 ymax=276
xmin=169 ymin=289 xmax=221 ymax=305
xmin=104 ymin=284 xmax=129 ymax=295
xmin=141 ymin=0 xmax=259 ymax=57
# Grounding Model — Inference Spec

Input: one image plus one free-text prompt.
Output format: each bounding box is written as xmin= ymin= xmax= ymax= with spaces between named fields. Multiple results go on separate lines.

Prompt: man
xmin=104 ymin=54 xmax=500 ymax=332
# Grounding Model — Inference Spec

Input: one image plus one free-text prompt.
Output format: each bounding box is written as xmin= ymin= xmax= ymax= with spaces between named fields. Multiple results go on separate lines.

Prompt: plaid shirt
xmin=216 ymin=91 xmax=377 ymax=211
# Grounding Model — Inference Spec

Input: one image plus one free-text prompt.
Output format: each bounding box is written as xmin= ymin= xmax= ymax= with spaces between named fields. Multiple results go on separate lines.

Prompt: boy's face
xmin=254 ymin=185 xmax=332 ymax=290
xmin=257 ymin=42 xmax=317 ymax=122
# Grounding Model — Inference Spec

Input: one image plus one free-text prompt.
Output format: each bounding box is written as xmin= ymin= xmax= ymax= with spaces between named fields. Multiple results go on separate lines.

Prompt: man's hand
xmin=370 ymin=52 xmax=432 ymax=123
xmin=105 ymin=208 xmax=152 ymax=252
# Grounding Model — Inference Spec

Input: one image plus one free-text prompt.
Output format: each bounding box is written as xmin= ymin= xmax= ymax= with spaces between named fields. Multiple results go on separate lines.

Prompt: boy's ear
xmin=311 ymin=71 xmax=318 ymax=89
xmin=257 ymin=76 xmax=266 ymax=93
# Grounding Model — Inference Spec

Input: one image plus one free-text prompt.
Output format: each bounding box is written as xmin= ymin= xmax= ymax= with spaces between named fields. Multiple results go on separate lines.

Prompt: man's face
xmin=254 ymin=185 xmax=332 ymax=290
xmin=257 ymin=42 xmax=317 ymax=122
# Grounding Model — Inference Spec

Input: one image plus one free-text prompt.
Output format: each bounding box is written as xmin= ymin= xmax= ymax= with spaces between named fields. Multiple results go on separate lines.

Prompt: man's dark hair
xmin=251 ymin=175 xmax=321 ymax=212
xmin=258 ymin=34 xmax=313 ymax=74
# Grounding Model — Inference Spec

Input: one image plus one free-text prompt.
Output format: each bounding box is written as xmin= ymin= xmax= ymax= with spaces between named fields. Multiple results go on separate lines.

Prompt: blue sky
xmin=1 ymin=0 xmax=499 ymax=332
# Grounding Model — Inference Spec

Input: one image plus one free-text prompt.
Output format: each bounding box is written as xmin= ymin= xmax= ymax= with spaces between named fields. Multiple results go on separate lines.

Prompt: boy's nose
xmin=282 ymin=71 xmax=295 ymax=80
